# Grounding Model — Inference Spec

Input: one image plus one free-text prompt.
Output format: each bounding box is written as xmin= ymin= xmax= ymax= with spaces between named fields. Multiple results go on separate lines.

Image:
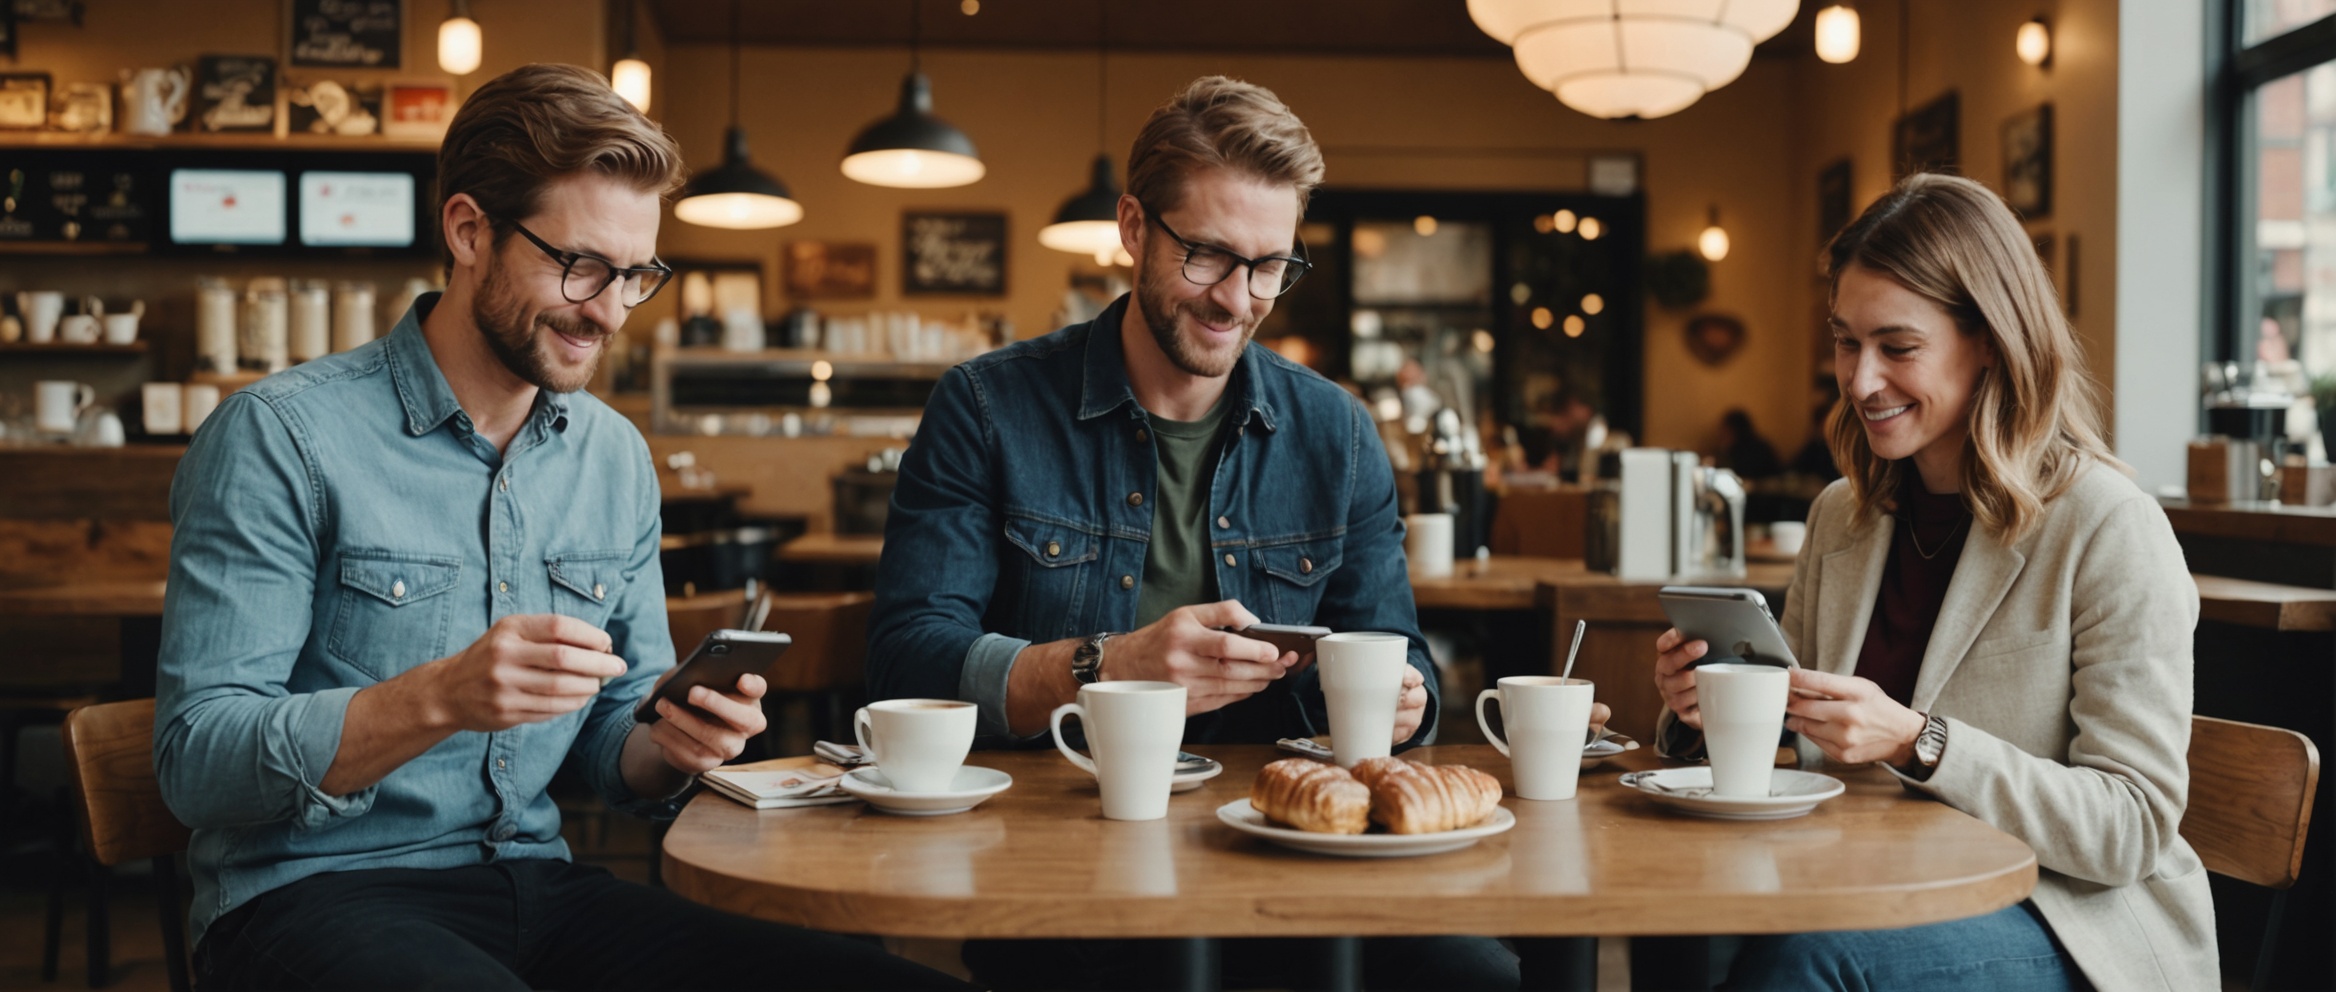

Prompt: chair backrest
xmin=666 ymin=589 xmax=753 ymax=664
xmin=1489 ymin=488 xmax=1587 ymax=559
xmin=754 ymin=591 xmax=876 ymax=693
xmin=60 ymin=698 xmax=191 ymax=867
xmin=2184 ymin=715 xmax=2320 ymax=889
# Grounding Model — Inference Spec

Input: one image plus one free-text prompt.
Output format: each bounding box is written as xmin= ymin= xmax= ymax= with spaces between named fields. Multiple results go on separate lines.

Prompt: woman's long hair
xmin=1823 ymin=173 xmax=2121 ymax=543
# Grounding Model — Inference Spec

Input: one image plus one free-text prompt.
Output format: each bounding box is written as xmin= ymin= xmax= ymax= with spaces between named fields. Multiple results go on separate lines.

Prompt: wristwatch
xmin=1072 ymin=632 xmax=1120 ymax=684
xmin=1912 ymin=713 xmax=1950 ymax=769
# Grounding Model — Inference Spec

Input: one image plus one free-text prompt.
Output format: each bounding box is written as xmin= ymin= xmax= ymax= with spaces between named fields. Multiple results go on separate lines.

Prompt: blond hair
xmin=1125 ymin=76 xmax=1325 ymax=215
xmin=437 ymin=63 xmax=685 ymax=267
xmin=1823 ymin=172 xmax=2121 ymax=543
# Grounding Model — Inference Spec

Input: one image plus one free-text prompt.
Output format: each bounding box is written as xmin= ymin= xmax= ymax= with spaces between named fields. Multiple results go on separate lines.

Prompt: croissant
xmin=1351 ymin=757 xmax=1504 ymax=834
xmin=1250 ymin=758 xmax=1371 ymax=834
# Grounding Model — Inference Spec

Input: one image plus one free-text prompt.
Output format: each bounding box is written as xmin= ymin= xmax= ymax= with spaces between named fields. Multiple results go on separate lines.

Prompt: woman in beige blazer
xmin=1653 ymin=173 xmax=2216 ymax=992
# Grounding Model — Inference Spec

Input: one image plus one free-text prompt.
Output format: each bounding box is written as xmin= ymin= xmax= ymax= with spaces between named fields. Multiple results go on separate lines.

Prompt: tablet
xmin=1656 ymin=586 xmax=1797 ymax=668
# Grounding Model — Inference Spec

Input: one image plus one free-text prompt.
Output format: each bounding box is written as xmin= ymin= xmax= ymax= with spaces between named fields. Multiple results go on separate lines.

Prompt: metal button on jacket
xmin=1301 ymin=558 xmax=1315 ymax=573
xmin=1046 ymin=541 xmax=1061 ymax=557
xmin=1127 ymin=493 xmax=1144 ymax=507
xmin=1217 ymin=516 xmax=1230 ymax=529
xmin=1120 ymin=575 xmax=1134 ymax=589
xmin=1223 ymin=554 xmax=1237 ymax=567
xmin=594 ymin=583 xmax=606 ymax=600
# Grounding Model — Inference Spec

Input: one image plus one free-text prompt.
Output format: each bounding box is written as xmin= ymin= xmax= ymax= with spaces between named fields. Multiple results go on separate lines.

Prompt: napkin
xmin=703 ymin=756 xmax=858 ymax=809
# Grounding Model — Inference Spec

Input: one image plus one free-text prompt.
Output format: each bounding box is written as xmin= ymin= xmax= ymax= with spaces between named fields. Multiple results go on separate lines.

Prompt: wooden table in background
xmin=777 ymin=533 xmax=886 ymax=567
xmin=663 ymin=744 xmax=2035 ymax=990
xmin=0 ymin=580 xmax=169 ymax=696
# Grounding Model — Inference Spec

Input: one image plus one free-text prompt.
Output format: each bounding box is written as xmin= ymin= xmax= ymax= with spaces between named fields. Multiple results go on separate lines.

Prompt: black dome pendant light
xmin=675 ymin=0 xmax=803 ymax=229
xmin=841 ymin=0 xmax=985 ymax=189
xmin=1038 ymin=0 xmax=1126 ymax=265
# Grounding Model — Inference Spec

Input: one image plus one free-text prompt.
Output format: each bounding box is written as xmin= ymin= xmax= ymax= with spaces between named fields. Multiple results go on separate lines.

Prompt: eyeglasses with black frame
xmin=1138 ymin=200 xmax=1312 ymax=300
xmin=500 ymin=218 xmax=676 ymax=308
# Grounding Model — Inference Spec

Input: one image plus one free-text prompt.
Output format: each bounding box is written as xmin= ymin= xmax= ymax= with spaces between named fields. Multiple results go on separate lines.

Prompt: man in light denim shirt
xmin=155 ymin=64 xmax=959 ymax=992
xmin=870 ymin=76 xmax=1515 ymax=991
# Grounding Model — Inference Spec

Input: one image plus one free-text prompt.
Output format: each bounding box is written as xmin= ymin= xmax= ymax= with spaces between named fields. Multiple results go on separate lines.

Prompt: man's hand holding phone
xmin=645 ymin=668 xmax=769 ymax=774
xmin=1103 ymin=601 xmax=1297 ymax=715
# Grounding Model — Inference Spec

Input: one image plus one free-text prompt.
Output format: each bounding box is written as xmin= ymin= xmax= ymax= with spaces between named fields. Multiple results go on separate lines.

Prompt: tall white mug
xmin=852 ymin=698 xmax=976 ymax=794
xmin=1476 ymin=676 xmax=1595 ymax=800
xmin=1697 ymin=663 xmax=1791 ymax=797
xmin=1050 ymin=680 xmax=1187 ymax=821
xmin=35 ymin=380 xmax=96 ymax=435
xmin=1318 ymin=631 xmax=1410 ymax=767
xmin=1405 ymin=512 xmax=1455 ymax=578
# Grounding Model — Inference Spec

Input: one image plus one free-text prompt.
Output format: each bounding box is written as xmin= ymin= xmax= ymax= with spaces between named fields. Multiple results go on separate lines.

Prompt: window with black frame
xmin=2216 ymin=1 xmax=2336 ymax=438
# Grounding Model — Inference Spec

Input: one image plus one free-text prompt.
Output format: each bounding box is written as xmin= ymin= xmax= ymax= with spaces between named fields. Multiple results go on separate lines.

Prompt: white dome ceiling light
xmin=1467 ymin=0 xmax=1800 ymax=120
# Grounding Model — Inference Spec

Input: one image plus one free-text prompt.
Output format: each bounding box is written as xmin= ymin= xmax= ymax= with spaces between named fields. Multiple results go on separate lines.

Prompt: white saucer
xmin=1215 ymin=799 xmax=1515 ymax=858
xmin=1620 ymin=767 xmax=1844 ymax=820
xmin=840 ymin=766 xmax=1013 ymax=816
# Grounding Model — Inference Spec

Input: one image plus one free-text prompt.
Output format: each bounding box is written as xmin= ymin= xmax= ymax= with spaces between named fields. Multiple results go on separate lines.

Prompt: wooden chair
xmin=2183 ymin=715 xmax=2320 ymax=992
xmin=60 ymin=698 xmax=194 ymax=992
xmin=752 ymin=590 xmax=876 ymax=752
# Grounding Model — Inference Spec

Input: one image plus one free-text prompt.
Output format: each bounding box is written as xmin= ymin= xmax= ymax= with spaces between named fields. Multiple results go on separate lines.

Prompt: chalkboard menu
xmin=291 ymin=0 xmax=402 ymax=68
xmin=0 ymin=151 xmax=154 ymax=245
xmin=902 ymin=211 xmax=1008 ymax=296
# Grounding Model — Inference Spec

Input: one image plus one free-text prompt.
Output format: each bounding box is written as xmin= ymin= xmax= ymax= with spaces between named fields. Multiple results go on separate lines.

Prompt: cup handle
xmin=75 ymin=384 xmax=95 ymax=412
xmin=1050 ymin=703 xmax=1097 ymax=774
xmin=1475 ymin=689 xmax=1510 ymax=756
xmin=852 ymin=707 xmax=877 ymax=766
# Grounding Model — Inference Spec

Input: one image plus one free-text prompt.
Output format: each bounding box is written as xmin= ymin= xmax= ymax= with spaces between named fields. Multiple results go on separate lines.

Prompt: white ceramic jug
xmin=120 ymin=68 xmax=190 ymax=137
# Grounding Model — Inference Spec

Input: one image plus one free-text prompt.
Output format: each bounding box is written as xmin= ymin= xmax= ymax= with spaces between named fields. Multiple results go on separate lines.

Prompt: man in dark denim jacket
xmin=869 ymin=76 xmax=1515 ymax=991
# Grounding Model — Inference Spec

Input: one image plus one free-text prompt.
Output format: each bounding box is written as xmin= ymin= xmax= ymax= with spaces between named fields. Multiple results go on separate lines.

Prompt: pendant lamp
xmin=675 ymin=0 xmax=803 ymax=229
xmin=842 ymin=0 xmax=985 ymax=188
xmin=610 ymin=0 xmax=651 ymax=113
xmin=1466 ymin=0 xmax=1800 ymax=120
xmin=439 ymin=0 xmax=483 ymax=75
xmin=1039 ymin=3 xmax=1126 ymax=265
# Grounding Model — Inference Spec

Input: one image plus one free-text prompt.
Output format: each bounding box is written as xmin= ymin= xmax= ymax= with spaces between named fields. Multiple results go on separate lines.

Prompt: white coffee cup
xmin=57 ymin=313 xmax=101 ymax=345
xmin=141 ymin=383 xmax=184 ymax=435
xmin=1697 ymin=663 xmax=1791 ymax=797
xmin=182 ymin=384 xmax=222 ymax=434
xmin=103 ymin=312 xmax=141 ymax=346
xmin=1050 ymin=680 xmax=1187 ymax=821
xmin=1405 ymin=512 xmax=1455 ymax=579
xmin=852 ymin=698 xmax=976 ymax=794
xmin=1476 ymin=676 xmax=1595 ymax=800
xmin=36 ymin=380 xmax=96 ymax=435
xmin=1318 ymin=631 xmax=1410 ymax=767
xmin=17 ymin=291 xmax=63 ymax=344
xmin=1769 ymin=521 xmax=1807 ymax=556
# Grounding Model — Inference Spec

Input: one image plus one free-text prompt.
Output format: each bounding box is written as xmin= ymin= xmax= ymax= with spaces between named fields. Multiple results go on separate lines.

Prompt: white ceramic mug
xmin=1476 ymin=676 xmax=1596 ymax=800
xmin=182 ymin=383 xmax=222 ymax=434
xmin=852 ymin=698 xmax=976 ymax=794
xmin=18 ymin=291 xmax=64 ymax=344
xmin=141 ymin=382 xmax=183 ymax=435
xmin=57 ymin=313 xmax=101 ymax=345
xmin=35 ymin=380 xmax=96 ymax=435
xmin=1405 ymin=512 xmax=1455 ymax=578
xmin=1697 ymin=663 xmax=1791 ymax=797
xmin=1050 ymin=680 xmax=1187 ymax=821
xmin=102 ymin=312 xmax=141 ymax=346
xmin=1318 ymin=631 xmax=1410 ymax=767
xmin=1769 ymin=521 xmax=1807 ymax=556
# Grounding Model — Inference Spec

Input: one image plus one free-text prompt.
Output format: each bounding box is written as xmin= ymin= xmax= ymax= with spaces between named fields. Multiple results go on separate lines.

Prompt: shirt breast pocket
xmin=328 ymin=551 xmax=463 ymax=681
xmin=1003 ymin=514 xmax=1099 ymax=641
xmin=1255 ymin=539 xmax=1342 ymax=622
xmin=548 ymin=551 xmax=630 ymax=628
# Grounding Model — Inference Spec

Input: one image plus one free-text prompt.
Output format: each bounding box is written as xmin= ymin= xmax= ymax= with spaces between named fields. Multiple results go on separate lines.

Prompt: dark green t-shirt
xmin=1134 ymin=397 xmax=1229 ymax=629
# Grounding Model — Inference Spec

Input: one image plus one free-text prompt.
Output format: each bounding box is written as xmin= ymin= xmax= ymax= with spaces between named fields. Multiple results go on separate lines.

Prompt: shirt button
xmin=1224 ymin=553 xmax=1237 ymax=567
xmin=594 ymin=583 xmax=607 ymax=600
xmin=498 ymin=476 xmax=509 ymax=492
xmin=1046 ymin=541 xmax=1061 ymax=557
xmin=1301 ymin=557 xmax=1315 ymax=573
xmin=498 ymin=581 xmax=509 ymax=593
xmin=1217 ymin=516 xmax=1231 ymax=529
xmin=1136 ymin=429 xmax=1150 ymax=444
xmin=1120 ymin=575 xmax=1134 ymax=590
xmin=492 ymin=823 xmax=515 ymax=842
xmin=391 ymin=579 xmax=406 ymax=599
xmin=496 ymin=758 xmax=507 ymax=769
xmin=1127 ymin=493 xmax=1144 ymax=507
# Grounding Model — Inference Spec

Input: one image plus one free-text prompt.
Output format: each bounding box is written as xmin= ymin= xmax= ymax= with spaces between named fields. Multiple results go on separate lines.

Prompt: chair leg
xmin=155 ymin=856 xmax=190 ymax=992
xmin=2251 ymin=888 xmax=2288 ymax=992
xmin=42 ymin=845 xmax=65 ymax=982
xmin=85 ymin=857 xmax=110 ymax=988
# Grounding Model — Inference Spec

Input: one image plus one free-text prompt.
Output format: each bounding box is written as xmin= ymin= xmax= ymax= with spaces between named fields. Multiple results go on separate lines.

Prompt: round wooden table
xmin=664 ymin=744 xmax=2035 ymax=987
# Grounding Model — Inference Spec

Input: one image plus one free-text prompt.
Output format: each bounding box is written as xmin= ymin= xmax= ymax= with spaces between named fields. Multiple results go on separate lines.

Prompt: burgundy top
xmin=1853 ymin=480 xmax=1972 ymax=706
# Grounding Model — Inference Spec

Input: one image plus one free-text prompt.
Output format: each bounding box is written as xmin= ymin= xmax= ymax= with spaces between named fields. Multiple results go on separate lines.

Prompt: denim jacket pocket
xmin=1003 ymin=513 xmax=1101 ymax=641
xmin=328 ymin=550 xmax=462 ymax=681
xmin=1254 ymin=538 xmax=1343 ymax=622
xmin=547 ymin=550 xmax=630 ymax=629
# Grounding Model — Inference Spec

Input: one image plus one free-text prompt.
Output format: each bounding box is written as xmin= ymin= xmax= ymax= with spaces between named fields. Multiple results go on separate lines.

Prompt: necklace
xmin=1906 ymin=515 xmax=1968 ymax=560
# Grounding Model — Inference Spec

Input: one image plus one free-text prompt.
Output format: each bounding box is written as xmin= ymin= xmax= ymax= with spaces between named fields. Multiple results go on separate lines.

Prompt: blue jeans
xmin=1722 ymin=902 xmax=2084 ymax=992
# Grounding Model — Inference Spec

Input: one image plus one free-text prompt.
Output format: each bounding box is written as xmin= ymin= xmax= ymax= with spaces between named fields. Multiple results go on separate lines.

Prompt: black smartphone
xmin=634 ymin=629 xmax=792 ymax=723
xmin=1228 ymin=622 xmax=1332 ymax=672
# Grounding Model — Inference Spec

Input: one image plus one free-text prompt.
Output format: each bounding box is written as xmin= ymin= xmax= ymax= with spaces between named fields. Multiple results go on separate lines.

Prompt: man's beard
xmin=1134 ymin=261 xmax=1256 ymax=379
xmin=472 ymin=260 xmax=605 ymax=394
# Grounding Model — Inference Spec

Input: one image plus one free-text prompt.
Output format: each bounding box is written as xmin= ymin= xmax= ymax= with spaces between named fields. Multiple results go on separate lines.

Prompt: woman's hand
xmin=1652 ymin=627 xmax=1708 ymax=729
xmin=1783 ymin=668 xmax=1927 ymax=766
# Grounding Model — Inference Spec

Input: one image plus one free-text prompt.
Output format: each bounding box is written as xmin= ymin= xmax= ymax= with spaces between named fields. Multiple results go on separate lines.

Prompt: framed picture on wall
xmin=287 ymin=78 xmax=382 ymax=136
xmin=902 ymin=211 xmax=1008 ymax=296
xmin=195 ymin=55 xmax=277 ymax=133
xmin=2001 ymin=102 xmax=2053 ymax=219
xmin=1892 ymin=91 xmax=1960 ymax=179
xmin=784 ymin=241 xmax=878 ymax=299
xmin=0 ymin=72 xmax=51 ymax=130
xmin=382 ymin=81 xmax=454 ymax=139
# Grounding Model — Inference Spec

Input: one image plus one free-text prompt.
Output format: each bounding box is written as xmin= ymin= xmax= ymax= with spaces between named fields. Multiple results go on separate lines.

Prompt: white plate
xmin=1581 ymin=738 xmax=1629 ymax=769
xmin=840 ymin=766 xmax=1013 ymax=816
xmin=1620 ymin=767 xmax=1844 ymax=820
xmin=1215 ymin=799 xmax=1515 ymax=858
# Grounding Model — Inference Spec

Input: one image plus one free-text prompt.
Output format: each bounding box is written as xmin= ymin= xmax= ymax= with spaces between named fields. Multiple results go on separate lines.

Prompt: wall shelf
xmin=0 ymin=132 xmax=439 ymax=153
xmin=0 ymin=341 xmax=149 ymax=355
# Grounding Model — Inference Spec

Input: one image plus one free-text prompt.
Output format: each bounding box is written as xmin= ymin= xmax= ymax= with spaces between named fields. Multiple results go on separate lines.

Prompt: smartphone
xmin=1656 ymin=586 xmax=1798 ymax=669
xmin=1226 ymin=622 xmax=1331 ymax=672
xmin=634 ymin=629 xmax=792 ymax=723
